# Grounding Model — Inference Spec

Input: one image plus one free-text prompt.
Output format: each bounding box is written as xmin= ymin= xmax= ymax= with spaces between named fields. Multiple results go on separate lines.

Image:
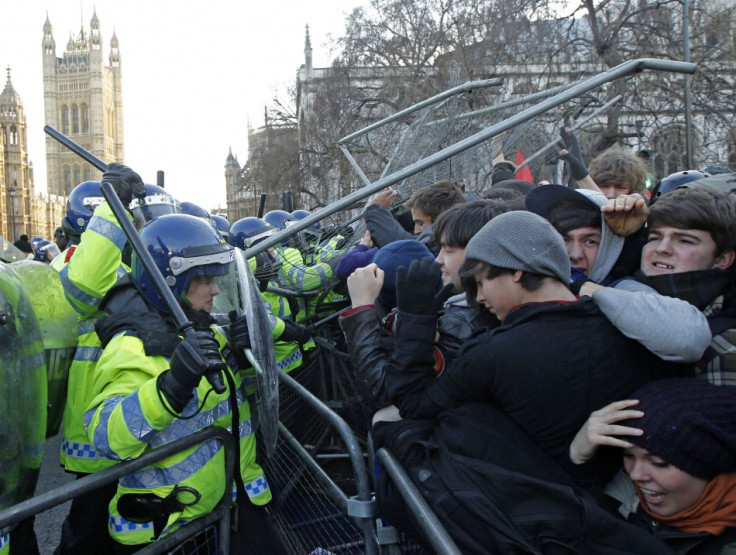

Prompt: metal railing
xmin=246 ymin=57 xmax=697 ymax=257
xmin=376 ymin=448 xmax=461 ymax=555
xmin=0 ymin=427 xmax=235 ymax=555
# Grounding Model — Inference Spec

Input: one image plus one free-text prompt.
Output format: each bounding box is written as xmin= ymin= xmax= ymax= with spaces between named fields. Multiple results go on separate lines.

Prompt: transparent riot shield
xmin=10 ymin=260 xmax=78 ymax=438
xmin=0 ymin=263 xmax=47 ymax=518
xmin=0 ymin=236 xmax=25 ymax=263
xmin=213 ymin=249 xmax=279 ymax=456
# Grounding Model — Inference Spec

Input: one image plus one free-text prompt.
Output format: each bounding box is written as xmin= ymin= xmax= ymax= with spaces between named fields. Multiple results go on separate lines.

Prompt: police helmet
xmin=131 ymin=213 xmax=234 ymax=313
xmin=211 ymin=215 xmax=231 ymax=240
xmin=30 ymin=236 xmax=44 ymax=250
xmin=263 ymin=210 xmax=292 ymax=231
xmin=63 ymin=181 xmax=104 ymax=237
xmin=33 ymin=239 xmax=60 ymax=263
xmin=289 ymin=209 xmax=320 ymax=233
xmin=128 ymin=184 xmax=181 ymax=228
xmin=229 ymin=217 xmax=276 ymax=250
xmin=181 ymin=201 xmax=212 ymax=220
xmin=652 ymin=170 xmax=711 ymax=202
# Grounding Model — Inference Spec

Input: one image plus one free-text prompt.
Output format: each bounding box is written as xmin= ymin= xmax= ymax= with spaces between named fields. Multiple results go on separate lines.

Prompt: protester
xmin=364 ymin=180 xmax=466 ymax=255
xmin=378 ymin=210 xmax=654 ymax=463
xmin=568 ymin=379 xmax=736 ymax=553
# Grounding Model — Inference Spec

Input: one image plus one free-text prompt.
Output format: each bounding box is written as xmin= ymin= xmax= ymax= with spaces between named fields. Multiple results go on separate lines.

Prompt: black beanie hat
xmin=619 ymin=379 xmax=736 ymax=480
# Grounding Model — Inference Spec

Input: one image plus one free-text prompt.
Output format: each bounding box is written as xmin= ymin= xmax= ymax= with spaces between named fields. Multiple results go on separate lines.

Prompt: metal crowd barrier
xmin=0 ymin=427 xmax=236 ymax=555
xmin=266 ymin=369 xmax=379 ymax=554
xmin=376 ymin=449 xmax=461 ymax=555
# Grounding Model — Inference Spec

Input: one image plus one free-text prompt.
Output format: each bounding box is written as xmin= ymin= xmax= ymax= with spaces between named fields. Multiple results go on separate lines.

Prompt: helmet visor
xmin=130 ymin=195 xmax=182 ymax=228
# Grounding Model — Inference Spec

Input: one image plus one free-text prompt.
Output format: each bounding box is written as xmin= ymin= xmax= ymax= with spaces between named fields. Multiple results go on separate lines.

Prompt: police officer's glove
xmin=396 ymin=258 xmax=454 ymax=318
xmin=158 ymin=330 xmax=226 ymax=413
xmin=103 ymin=163 xmax=146 ymax=208
xmin=278 ymin=319 xmax=314 ymax=346
xmin=228 ymin=311 xmax=251 ymax=368
xmin=558 ymin=127 xmax=589 ymax=181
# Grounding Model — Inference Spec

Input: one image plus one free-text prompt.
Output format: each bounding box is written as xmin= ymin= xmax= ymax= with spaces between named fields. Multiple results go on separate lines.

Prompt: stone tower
xmin=42 ymin=10 xmax=124 ymax=196
xmin=0 ymin=67 xmax=34 ymax=241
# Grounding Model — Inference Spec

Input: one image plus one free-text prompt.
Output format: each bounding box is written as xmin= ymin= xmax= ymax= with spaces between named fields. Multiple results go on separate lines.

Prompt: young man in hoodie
xmin=525 ymin=184 xmax=710 ymax=366
xmin=578 ymin=185 xmax=736 ymax=385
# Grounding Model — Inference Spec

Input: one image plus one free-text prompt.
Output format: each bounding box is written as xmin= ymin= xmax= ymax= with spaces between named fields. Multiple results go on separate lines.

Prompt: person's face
xmin=641 ymin=225 xmax=735 ymax=276
xmin=597 ymin=181 xmax=632 ymax=200
xmin=186 ymin=274 xmax=220 ymax=312
xmin=623 ymin=445 xmax=707 ymax=517
xmin=55 ymin=235 xmax=67 ymax=250
xmin=474 ymin=269 xmax=523 ymax=321
xmin=564 ymin=227 xmax=601 ymax=276
xmin=411 ymin=207 xmax=432 ymax=234
xmin=436 ymin=237 xmax=465 ymax=294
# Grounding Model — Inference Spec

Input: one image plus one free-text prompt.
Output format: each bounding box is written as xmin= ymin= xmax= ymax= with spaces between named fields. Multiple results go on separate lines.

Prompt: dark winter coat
xmin=386 ymin=297 xmax=655 ymax=463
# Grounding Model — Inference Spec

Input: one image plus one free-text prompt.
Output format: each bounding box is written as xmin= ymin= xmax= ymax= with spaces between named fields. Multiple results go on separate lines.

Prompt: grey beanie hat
xmin=465 ymin=211 xmax=571 ymax=283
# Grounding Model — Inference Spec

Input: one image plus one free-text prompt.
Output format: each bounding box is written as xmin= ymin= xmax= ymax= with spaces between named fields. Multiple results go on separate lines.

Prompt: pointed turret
xmin=109 ymin=29 xmax=120 ymax=67
xmin=90 ymin=8 xmax=102 ymax=51
xmin=43 ymin=13 xmax=56 ymax=57
xmin=1 ymin=66 xmax=21 ymax=107
xmin=304 ymin=24 xmax=313 ymax=76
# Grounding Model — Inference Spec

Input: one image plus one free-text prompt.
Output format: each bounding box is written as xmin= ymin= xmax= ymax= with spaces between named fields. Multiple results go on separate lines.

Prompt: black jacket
xmin=374 ymin=402 xmax=674 ymax=554
xmin=363 ymin=204 xmax=439 ymax=256
xmin=386 ymin=297 xmax=655 ymax=463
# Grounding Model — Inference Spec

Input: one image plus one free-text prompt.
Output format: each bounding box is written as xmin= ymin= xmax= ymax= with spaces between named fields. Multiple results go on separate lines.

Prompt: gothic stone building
xmin=42 ymin=10 xmax=124 ymax=196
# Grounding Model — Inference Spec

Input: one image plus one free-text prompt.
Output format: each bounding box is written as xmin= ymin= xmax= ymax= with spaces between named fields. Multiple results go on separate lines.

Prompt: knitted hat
xmin=619 ymin=379 xmax=736 ymax=480
xmin=373 ymin=239 xmax=435 ymax=308
xmin=464 ymin=210 xmax=571 ymax=283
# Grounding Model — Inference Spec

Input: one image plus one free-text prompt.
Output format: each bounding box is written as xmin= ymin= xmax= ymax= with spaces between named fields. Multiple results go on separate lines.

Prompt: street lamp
xmin=8 ymin=183 xmax=17 ymax=241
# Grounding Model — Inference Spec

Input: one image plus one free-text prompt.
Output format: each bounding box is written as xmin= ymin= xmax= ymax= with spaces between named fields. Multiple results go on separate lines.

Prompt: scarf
xmin=634 ymin=268 xmax=733 ymax=311
xmin=635 ymin=472 xmax=736 ymax=535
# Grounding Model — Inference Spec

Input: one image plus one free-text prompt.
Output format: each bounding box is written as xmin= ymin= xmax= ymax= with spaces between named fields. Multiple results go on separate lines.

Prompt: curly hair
xmin=589 ymin=145 xmax=649 ymax=195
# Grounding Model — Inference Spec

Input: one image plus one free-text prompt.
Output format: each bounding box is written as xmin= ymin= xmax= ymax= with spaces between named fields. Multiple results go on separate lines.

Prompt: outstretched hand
xmin=396 ymin=258 xmax=453 ymax=317
xmin=569 ymin=399 xmax=644 ymax=465
xmin=366 ymin=187 xmax=397 ymax=208
xmin=558 ymin=126 xmax=589 ymax=181
xmin=601 ymin=193 xmax=649 ymax=237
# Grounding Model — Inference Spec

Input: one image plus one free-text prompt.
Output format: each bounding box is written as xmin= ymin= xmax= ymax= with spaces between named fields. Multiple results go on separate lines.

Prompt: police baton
xmin=44 ymin=125 xmax=226 ymax=394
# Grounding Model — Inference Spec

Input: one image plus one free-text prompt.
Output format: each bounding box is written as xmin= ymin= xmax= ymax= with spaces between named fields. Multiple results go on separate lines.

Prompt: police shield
xmin=10 ymin=260 xmax=78 ymax=438
xmin=0 ymin=262 xmax=47 ymax=514
xmin=222 ymin=249 xmax=279 ymax=456
xmin=0 ymin=236 xmax=25 ymax=263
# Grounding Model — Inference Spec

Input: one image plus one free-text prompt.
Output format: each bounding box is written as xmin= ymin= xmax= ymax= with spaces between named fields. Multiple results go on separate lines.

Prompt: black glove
xmin=395 ymin=258 xmax=453 ymax=317
xmin=102 ymin=163 xmax=146 ymax=207
xmin=279 ymin=319 xmax=314 ymax=345
xmin=158 ymin=330 xmax=226 ymax=413
xmin=558 ymin=127 xmax=589 ymax=180
xmin=228 ymin=311 xmax=251 ymax=368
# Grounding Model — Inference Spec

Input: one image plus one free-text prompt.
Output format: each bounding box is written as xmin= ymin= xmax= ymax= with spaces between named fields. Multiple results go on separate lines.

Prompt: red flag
xmin=514 ymin=149 xmax=533 ymax=183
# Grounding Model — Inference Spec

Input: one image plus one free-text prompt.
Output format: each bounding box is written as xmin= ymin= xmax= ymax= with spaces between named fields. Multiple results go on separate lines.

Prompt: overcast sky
xmin=3 ymin=1 xmax=365 ymax=212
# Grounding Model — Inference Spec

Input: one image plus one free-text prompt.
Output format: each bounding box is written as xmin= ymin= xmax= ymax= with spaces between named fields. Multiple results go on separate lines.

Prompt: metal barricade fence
xmin=0 ymin=427 xmax=236 ymax=555
xmin=376 ymin=449 xmax=461 ymax=555
xmin=265 ymin=369 xmax=378 ymax=554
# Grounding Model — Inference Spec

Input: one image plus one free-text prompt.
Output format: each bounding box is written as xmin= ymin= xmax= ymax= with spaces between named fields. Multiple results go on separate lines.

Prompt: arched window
xmin=9 ymin=125 xmax=18 ymax=145
xmin=73 ymin=166 xmax=81 ymax=188
xmin=72 ymin=104 xmax=79 ymax=134
xmin=64 ymin=166 xmax=72 ymax=192
xmin=81 ymin=104 xmax=89 ymax=133
xmin=651 ymin=125 xmax=702 ymax=177
xmin=62 ymin=105 xmax=69 ymax=135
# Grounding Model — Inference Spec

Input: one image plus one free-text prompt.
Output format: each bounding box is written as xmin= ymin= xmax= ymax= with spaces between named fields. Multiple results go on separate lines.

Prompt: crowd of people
xmin=1 ymin=125 xmax=735 ymax=554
